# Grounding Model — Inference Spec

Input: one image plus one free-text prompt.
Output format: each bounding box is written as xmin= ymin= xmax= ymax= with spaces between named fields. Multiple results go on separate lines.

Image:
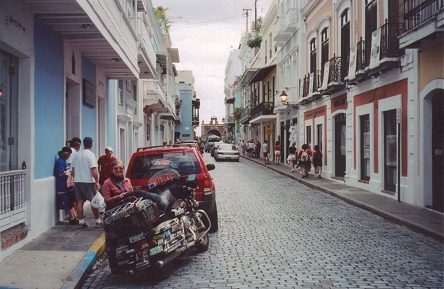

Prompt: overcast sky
xmin=151 ymin=0 xmax=272 ymax=136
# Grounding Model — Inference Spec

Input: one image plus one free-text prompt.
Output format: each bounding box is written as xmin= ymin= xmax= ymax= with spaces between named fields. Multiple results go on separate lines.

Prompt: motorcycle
xmin=103 ymin=169 xmax=211 ymax=276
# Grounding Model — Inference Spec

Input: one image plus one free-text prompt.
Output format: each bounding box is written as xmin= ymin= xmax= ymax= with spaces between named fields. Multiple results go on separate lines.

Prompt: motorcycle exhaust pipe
xmin=155 ymin=248 xmax=183 ymax=268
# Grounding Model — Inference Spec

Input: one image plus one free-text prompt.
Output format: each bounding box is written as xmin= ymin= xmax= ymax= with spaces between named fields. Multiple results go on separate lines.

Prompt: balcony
xmin=318 ymin=55 xmax=346 ymax=95
xmin=192 ymin=98 xmax=200 ymax=109
xmin=225 ymin=116 xmax=235 ymax=124
xmin=400 ymin=0 xmax=444 ymax=49
xmin=0 ymin=170 xmax=26 ymax=232
xmin=367 ymin=20 xmax=404 ymax=77
xmin=142 ymin=79 xmax=167 ymax=112
xmin=239 ymin=107 xmax=251 ymax=124
xmin=138 ymin=18 xmax=157 ymax=79
xmin=192 ymin=116 xmax=200 ymax=126
xmin=300 ymin=71 xmax=322 ymax=103
xmin=274 ymin=16 xmax=291 ymax=47
xmin=285 ymin=9 xmax=298 ymax=32
xmin=251 ymin=102 xmax=274 ymax=120
xmin=225 ymin=95 xmax=235 ymax=104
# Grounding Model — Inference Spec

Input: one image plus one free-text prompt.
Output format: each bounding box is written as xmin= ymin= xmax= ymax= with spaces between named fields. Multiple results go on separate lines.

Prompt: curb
xmin=60 ymin=233 xmax=106 ymax=289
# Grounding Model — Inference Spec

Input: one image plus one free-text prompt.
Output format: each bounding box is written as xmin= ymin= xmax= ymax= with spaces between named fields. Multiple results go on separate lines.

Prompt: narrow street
xmin=81 ymin=155 xmax=443 ymax=288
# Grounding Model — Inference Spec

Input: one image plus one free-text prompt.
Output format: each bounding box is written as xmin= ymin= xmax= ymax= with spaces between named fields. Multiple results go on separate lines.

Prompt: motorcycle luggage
xmin=104 ymin=198 xmax=159 ymax=239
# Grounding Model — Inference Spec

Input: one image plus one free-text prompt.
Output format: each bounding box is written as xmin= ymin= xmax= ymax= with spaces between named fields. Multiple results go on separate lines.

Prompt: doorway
xmin=360 ymin=114 xmax=370 ymax=181
xmin=383 ymin=110 xmax=397 ymax=192
xmin=65 ymin=78 xmax=81 ymax=142
xmin=334 ymin=113 xmax=346 ymax=178
xmin=432 ymin=94 xmax=444 ymax=212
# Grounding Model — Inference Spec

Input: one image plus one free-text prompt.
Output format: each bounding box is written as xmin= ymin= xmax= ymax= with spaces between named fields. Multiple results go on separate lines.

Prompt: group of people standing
xmin=287 ymin=143 xmax=323 ymax=178
xmin=237 ymin=138 xmax=323 ymax=178
xmin=54 ymin=137 xmax=121 ymax=228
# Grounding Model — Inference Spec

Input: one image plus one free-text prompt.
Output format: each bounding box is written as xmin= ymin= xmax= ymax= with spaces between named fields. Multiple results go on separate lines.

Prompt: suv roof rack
xmin=137 ymin=143 xmax=197 ymax=152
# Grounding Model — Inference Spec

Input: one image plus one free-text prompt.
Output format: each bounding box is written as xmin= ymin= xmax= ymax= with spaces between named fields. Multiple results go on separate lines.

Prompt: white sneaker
xmin=291 ymin=168 xmax=294 ymax=172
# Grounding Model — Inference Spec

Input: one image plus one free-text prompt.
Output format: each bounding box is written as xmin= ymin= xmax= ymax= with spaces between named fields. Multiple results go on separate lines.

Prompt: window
xmin=340 ymin=9 xmax=350 ymax=79
xmin=310 ymin=39 xmax=317 ymax=73
xmin=384 ymin=110 xmax=397 ymax=192
xmin=0 ymin=49 xmax=19 ymax=171
xmin=118 ymin=80 xmax=124 ymax=106
xmin=130 ymin=151 xmax=201 ymax=180
xmin=365 ymin=0 xmax=377 ymax=66
xmin=306 ymin=126 xmax=312 ymax=148
xmin=321 ymin=28 xmax=329 ymax=79
xmin=360 ymin=114 xmax=370 ymax=181
xmin=317 ymin=124 xmax=323 ymax=151
xmin=269 ymin=32 xmax=273 ymax=58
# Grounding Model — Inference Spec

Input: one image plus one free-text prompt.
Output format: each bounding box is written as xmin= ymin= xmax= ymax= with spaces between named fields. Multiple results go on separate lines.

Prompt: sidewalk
xmin=243 ymin=155 xmax=444 ymax=242
xmin=0 ymin=204 xmax=105 ymax=289
xmin=0 ymin=158 xmax=442 ymax=289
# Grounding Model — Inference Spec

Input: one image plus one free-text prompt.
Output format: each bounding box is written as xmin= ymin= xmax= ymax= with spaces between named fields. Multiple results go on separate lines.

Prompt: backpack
xmin=300 ymin=150 xmax=310 ymax=162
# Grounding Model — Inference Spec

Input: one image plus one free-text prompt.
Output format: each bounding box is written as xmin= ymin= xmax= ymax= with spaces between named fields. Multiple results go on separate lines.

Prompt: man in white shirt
xmin=71 ymin=137 xmax=102 ymax=228
xmin=263 ymin=140 xmax=269 ymax=164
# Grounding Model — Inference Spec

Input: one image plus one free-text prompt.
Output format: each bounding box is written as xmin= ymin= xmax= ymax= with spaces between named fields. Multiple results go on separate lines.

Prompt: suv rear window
xmin=129 ymin=151 xmax=202 ymax=180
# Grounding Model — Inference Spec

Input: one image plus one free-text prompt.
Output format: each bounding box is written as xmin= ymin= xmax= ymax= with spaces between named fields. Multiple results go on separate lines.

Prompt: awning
xmin=248 ymin=64 xmax=276 ymax=84
xmin=239 ymin=68 xmax=259 ymax=85
xmin=249 ymin=114 xmax=277 ymax=124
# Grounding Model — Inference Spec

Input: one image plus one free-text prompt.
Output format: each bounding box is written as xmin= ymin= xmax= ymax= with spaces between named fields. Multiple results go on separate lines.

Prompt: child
xmin=312 ymin=145 xmax=323 ymax=178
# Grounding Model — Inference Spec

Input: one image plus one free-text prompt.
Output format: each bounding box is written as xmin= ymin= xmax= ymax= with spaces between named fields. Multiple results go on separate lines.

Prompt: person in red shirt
xmin=98 ymin=147 xmax=117 ymax=191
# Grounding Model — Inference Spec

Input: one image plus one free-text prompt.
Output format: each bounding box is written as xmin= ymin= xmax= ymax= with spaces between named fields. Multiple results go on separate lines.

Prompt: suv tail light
xmin=195 ymin=174 xmax=213 ymax=201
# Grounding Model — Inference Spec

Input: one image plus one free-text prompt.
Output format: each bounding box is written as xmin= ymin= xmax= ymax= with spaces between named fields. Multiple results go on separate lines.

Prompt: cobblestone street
xmin=81 ymin=155 xmax=444 ymax=289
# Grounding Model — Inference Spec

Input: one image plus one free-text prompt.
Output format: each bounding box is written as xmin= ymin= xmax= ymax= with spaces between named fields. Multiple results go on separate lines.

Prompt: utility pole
xmin=243 ymin=8 xmax=251 ymax=32
xmin=254 ymin=0 xmax=258 ymax=32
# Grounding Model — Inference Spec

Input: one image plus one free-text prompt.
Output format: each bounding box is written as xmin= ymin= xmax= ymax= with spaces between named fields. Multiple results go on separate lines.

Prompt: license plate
xmin=129 ymin=233 xmax=144 ymax=243
xmin=149 ymin=245 xmax=163 ymax=256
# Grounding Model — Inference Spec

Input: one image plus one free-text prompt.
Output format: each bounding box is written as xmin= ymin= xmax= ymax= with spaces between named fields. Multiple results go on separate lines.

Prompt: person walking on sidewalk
xmin=255 ymin=141 xmax=261 ymax=159
xmin=297 ymin=143 xmax=312 ymax=178
xmin=263 ymin=140 xmax=269 ymax=164
xmin=287 ymin=142 xmax=297 ymax=172
xmin=71 ymin=137 xmax=102 ymax=228
xmin=312 ymin=145 xmax=323 ymax=178
xmin=274 ymin=141 xmax=281 ymax=165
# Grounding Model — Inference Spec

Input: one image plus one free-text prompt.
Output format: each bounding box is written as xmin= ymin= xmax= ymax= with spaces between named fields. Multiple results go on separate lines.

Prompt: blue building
xmin=175 ymin=71 xmax=199 ymax=141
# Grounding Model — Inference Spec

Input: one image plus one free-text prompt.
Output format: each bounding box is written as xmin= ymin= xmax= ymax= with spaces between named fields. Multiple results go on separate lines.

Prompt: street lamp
xmin=279 ymin=91 xmax=288 ymax=105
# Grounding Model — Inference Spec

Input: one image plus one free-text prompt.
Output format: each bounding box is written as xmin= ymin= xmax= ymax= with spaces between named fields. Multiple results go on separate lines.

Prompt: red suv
xmin=126 ymin=144 xmax=218 ymax=232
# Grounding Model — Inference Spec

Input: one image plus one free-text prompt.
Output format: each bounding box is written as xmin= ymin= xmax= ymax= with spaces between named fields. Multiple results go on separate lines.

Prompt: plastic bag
xmin=91 ymin=191 xmax=106 ymax=209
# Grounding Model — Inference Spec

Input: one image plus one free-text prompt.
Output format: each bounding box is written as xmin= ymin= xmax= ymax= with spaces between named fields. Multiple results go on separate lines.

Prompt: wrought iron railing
xmin=403 ymin=0 xmax=444 ymax=32
xmin=327 ymin=55 xmax=343 ymax=83
xmin=251 ymin=102 xmax=274 ymax=119
xmin=356 ymin=37 xmax=367 ymax=72
xmin=0 ymin=170 xmax=26 ymax=231
xmin=240 ymin=107 xmax=251 ymax=121
xmin=380 ymin=20 xmax=404 ymax=59
xmin=300 ymin=71 xmax=322 ymax=98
